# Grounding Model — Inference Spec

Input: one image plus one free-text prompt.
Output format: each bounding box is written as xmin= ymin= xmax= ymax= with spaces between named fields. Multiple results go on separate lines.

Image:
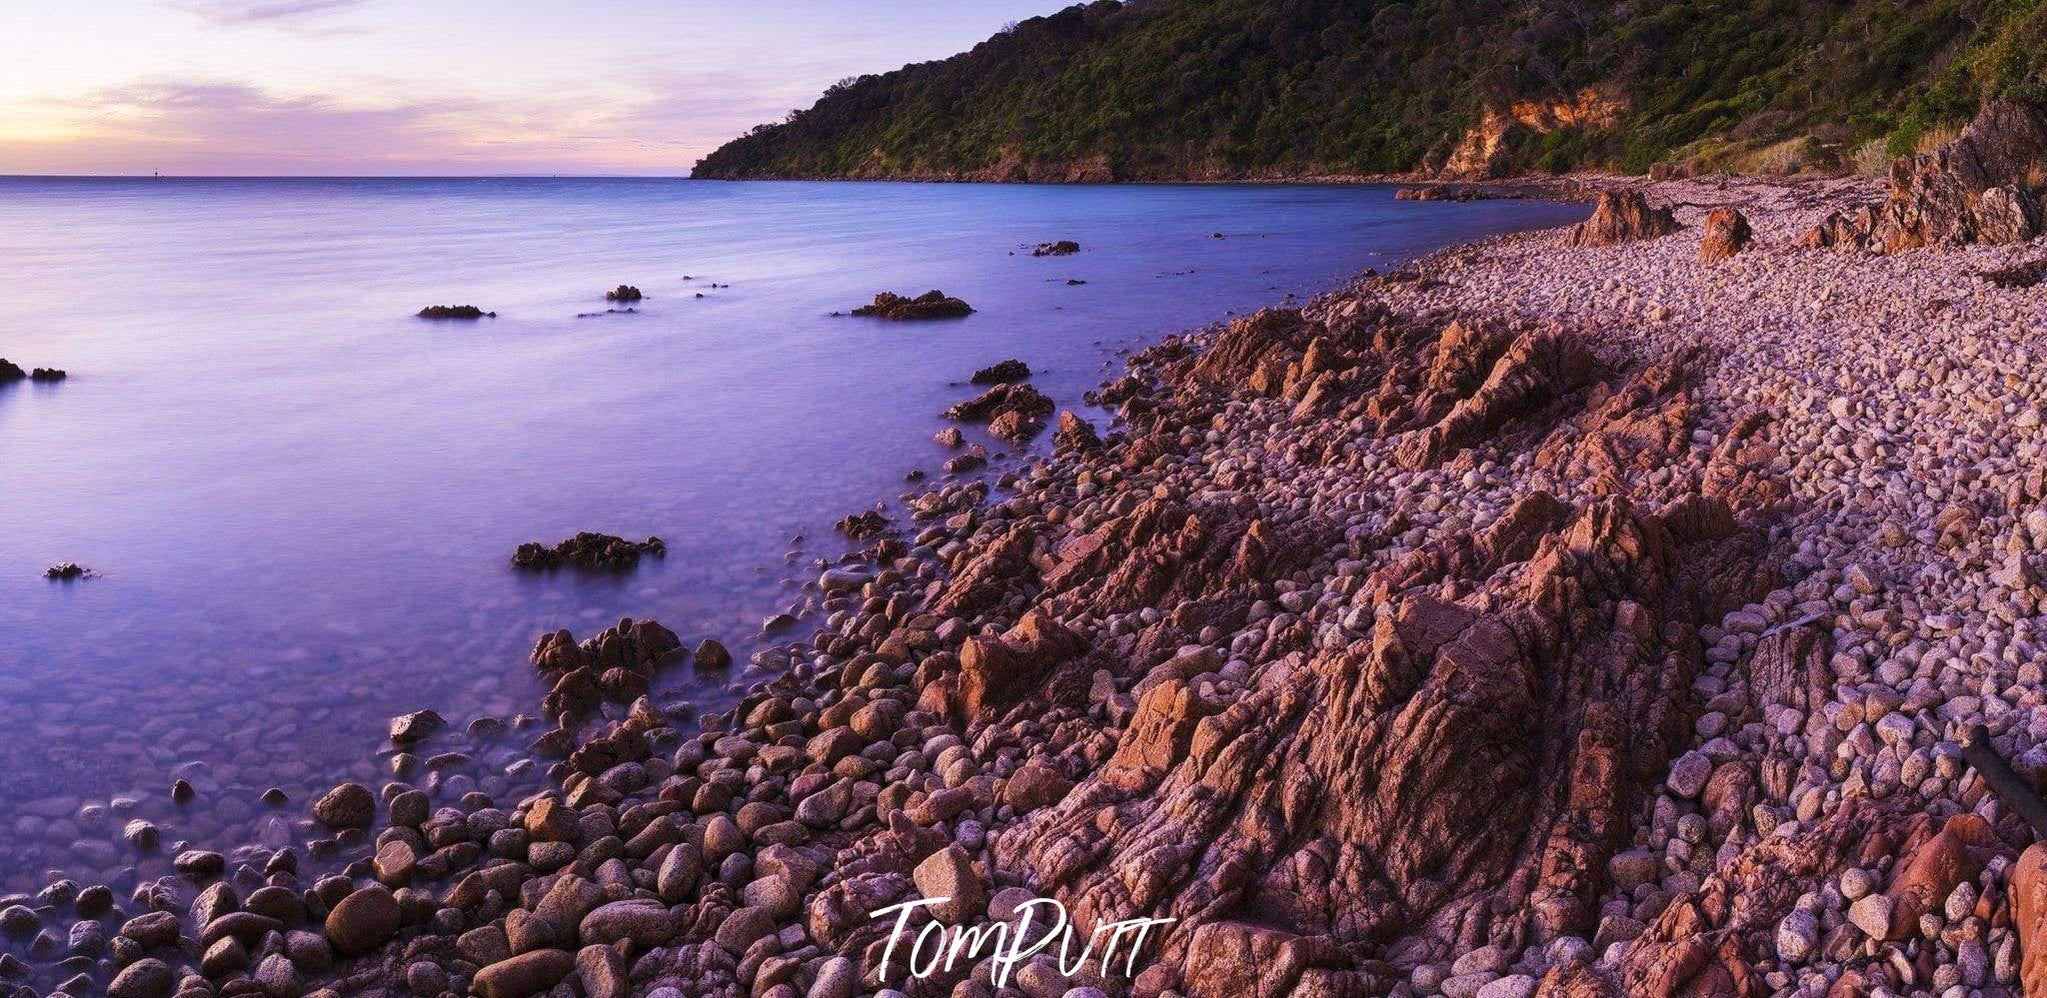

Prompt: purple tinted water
xmin=0 ymin=177 xmax=1585 ymax=891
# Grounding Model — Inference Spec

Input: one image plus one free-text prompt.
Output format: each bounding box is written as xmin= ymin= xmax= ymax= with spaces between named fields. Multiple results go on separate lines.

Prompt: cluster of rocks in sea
xmin=605 ymin=287 xmax=644 ymax=303
xmin=1030 ymin=241 xmax=1080 ymax=257
xmin=416 ymin=306 xmax=495 ymax=320
xmin=848 ymin=292 xmax=975 ymax=321
xmin=43 ymin=563 xmax=92 ymax=581
xmin=0 ymin=359 xmax=65 ymax=382
xmin=511 ymin=534 xmax=667 ymax=572
xmin=1395 ymin=185 xmax=1497 ymax=202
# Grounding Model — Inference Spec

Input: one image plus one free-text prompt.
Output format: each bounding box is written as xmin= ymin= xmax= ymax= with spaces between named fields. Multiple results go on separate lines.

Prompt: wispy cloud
xmin=165 ymin=0 xmax=372 ymax=28
xmin=3 ymin=76 xmax=716 ymax=175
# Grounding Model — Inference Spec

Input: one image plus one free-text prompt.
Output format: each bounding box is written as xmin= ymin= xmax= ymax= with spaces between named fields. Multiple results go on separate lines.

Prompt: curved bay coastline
xmin=0 ymin=179 xmax=1588 ymax=993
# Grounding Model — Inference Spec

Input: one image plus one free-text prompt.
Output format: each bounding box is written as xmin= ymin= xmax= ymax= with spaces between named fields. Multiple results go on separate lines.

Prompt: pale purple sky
xmin=0 ymin=1 xmax=1066 ymax=176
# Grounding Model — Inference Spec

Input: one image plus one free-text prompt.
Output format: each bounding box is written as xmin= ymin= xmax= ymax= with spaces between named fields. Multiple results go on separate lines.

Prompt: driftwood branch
xmin=1962 ymin=723 xmax=2047 ymax=840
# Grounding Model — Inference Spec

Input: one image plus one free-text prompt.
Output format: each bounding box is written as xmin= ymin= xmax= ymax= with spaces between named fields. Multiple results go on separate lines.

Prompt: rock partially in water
xmin=693 ymin=638 xmax=732 ymax=671
xmin=849 ymin=289 xmax=974 ymax=320
xmin=944 ymin=382 xmax=1053 ymax=423
xmin=969 ymin=358 xmax=1032 ymax=385
xmin=311 ymin=782 xmax=374 ymax=828
xmin=416 ymin=305 xmax=495 ymax=319
xmin=0 ymin=358 xmax=24 ymax=381
xmin=1053 ymin=410 xmax=1102 ymax=452
xmin=511 ymin=532 xmax=665 ymax=571
xmin=1031 ymin=239 xmax=1080 ymax=256
xmin=835 ymin=510 xmax=890 ymax=539
xmin=29 ymin=367 xmax=65 ymax=381
xmin=604 ymin=284 xmax=643 ymax=302
xmin=387 ymin=709 xmax=444 ymax=745
xmin=43 ymin=562 xmax=92 ymax=581
xmin=988 ymin=409 xmax=1044 ymax=442
xmin=1395 ymin=185 xmax=1494 ymax=202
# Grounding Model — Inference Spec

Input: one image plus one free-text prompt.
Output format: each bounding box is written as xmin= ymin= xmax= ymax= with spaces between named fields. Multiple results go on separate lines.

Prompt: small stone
xmin=1848 ymin=893 xmax=1893 ymax=939
xmin=1666 ymin=750 xmax=1712 ymax=798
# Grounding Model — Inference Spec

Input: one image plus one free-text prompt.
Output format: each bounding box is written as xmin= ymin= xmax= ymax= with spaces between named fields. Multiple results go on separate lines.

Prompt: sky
xmin=0 ymin=1 xmax=1067 ymax=176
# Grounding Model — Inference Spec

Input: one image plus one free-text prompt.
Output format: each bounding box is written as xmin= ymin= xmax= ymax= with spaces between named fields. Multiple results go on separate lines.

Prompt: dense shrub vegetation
xmin=693 ymin=0 xmax=2047 ymax=180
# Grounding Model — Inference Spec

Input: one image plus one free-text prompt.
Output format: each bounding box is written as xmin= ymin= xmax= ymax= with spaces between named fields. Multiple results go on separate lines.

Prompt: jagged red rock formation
xmin=1561 ymin=190 xmax=1679 ymax=248
xmin=1802 ymin=99 xmax=2047 ymax=253
xmin=1699 ymin=207 xmax=1754 ymax=263
xmin=877 ymin=301 xmax=1795 ymax=993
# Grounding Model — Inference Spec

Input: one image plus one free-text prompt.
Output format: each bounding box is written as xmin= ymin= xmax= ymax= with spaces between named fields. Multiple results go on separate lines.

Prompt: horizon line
xmin=0 ymin=173 xmax=704 ymax=180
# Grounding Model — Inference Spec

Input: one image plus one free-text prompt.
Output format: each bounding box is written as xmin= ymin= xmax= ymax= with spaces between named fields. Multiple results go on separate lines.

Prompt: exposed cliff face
xmin=1441 ymin=89 xmax=1629 ymax=180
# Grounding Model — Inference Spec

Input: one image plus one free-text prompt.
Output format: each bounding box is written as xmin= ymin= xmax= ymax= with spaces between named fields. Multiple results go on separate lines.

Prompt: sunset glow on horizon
xmin=0 ymin=0 xmax=1063 ymax=176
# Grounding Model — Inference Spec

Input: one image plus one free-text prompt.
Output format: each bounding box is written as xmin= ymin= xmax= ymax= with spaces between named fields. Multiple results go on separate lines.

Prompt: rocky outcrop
xmin=511 ymin=532 xmax=665 ymax=570
xmin=849 ymin=290 xmax=974 ymax=320
xmin=1031 ymin=240 xmax=1080 ymax=256
xmin=604 ymin=285 xmax=643 ymax=302
xmin=1396 ymin=185 xmax=1495 ymax=202
xmin=1052 ymin=410 xmax=1101 ymax=452
xmin=1698 ymin=207 xmax=1753 ymax=263
xmin=943 ymin=383 xmax=1053 ymax=424
xmin=417 ymin=305 xmax=495 ymax=319
xmin=969 ymin=358 xmax=1031 ymax=385
xmin=1801 ymin=99 xmax=2047 ymax=253
xmin=1561 ymin=190 xmax=1679 ymax=248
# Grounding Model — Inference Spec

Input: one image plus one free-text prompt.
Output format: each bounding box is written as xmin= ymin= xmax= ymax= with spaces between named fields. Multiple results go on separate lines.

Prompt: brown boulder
xmin=1698 ymin=207 xmax=1753 ymax=263
xmin=2014 ymin=843 xmax=2047 ymax=997
xmin=324 ymin=886 xmax=400 ymax=956
xmin=1560 ymin=189 xmax=1679 ymax=248
xmin=1883 ymin=812 xmax=1999 ymax=940
xmin=473 ymin=949 xmax=575 ymax=998
xmin=1052 ymin=410 xmax=1102 ymax=452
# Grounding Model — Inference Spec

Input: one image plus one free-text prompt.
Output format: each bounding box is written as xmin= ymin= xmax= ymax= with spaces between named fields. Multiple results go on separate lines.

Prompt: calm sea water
xmin=0 ymin=177 xmax=1584 ymax=893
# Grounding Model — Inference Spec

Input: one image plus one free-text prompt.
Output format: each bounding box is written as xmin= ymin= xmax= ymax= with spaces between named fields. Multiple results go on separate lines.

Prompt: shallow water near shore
xmin=0 ymin=176 xmax=1584 ymax=894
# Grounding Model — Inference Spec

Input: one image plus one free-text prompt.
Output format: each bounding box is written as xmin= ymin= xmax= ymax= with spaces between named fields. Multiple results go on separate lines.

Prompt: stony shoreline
xmin=11 ymin=160 xmax=2047 ymax=998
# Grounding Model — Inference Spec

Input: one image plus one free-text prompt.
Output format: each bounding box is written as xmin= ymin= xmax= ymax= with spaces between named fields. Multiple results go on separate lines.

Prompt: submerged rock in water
xmin=604 ymin=285 xmax=643 ymax=302
xmin=416 ymin=305 xmax=495 ymax=319
xmin=1031 ymin=239 xmax=1080 ymax=256
xmin=969 ymin=358 xmax=1031 ymax=385
xmin=511 ymin=532 xmax=665 ymax=570
xmin=849 ymin=290 xmax=974 ymax=320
